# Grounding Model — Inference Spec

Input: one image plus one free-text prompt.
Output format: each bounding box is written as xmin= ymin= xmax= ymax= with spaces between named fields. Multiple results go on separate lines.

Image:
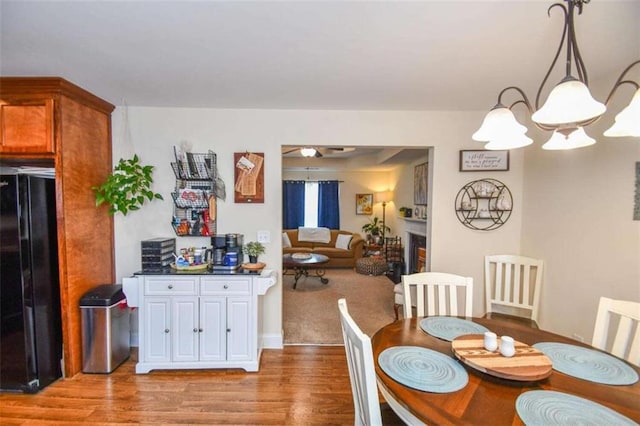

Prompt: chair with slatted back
xmin=337 ymin=299 xmax=406 ymax=426
xmin=401 ymin=272 xmax=473 ymax=318
xmin=592 ymin=297 xmax=640 ymax=367
xmin=484 ymin=255 xmax=544 ymax=328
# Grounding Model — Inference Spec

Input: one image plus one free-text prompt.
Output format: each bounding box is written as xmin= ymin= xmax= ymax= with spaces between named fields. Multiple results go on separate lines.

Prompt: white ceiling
xmin=281 ymin=145 xmax=429 ymax=171
xmin=2 ymin=0 xmax=638 ymax=111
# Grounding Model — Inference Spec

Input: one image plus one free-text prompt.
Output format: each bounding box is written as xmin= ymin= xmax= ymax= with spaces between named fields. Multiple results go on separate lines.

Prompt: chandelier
xmin=473 ymin=0 xmax=639 ymax=151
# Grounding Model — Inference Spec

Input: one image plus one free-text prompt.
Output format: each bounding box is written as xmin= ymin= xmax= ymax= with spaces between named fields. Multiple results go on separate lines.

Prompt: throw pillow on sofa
xmin=335 ymin=234 xmax=352 ymax=250
xmin=283 ymin=232 xmax=292 ymax=248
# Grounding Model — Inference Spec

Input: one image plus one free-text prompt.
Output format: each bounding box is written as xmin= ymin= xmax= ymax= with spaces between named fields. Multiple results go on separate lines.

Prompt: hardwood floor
xmin=0 ymin=346 xmax=355 ymax=425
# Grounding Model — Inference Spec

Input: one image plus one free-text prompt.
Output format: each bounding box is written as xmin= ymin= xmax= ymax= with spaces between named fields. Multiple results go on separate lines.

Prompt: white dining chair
xmin=401 ymin=272 xmax=473 ymax=318
xmin=484 ymin=255 xmax=544 ymax=327
xmin=592 ymin=297 xmax=640 ymax=367
xmin=337 ymin=299 xmax=406 ymax=426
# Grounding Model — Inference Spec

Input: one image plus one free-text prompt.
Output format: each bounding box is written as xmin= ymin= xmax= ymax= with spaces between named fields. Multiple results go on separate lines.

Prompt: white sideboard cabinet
xmin=123 ymin=270 xmax=276 ymax=374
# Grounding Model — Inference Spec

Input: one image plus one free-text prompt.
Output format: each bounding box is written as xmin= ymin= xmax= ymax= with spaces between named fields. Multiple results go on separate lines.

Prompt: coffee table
xmin=283 ymin=253 xmax=330 ymax=289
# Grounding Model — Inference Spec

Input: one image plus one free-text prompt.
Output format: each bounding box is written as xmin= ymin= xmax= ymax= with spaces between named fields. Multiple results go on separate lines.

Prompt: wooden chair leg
xmin=393 ymin=303 xmax=400 ymax=321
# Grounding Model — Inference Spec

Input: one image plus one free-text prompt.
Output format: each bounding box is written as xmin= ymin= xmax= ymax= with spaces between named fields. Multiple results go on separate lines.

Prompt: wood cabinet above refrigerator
xmin=0 ymin=77 xmax=115 ymax=378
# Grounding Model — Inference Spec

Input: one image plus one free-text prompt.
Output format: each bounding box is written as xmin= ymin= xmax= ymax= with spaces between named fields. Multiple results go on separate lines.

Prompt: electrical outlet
xmin=572 ymin=333 xmax=584 ymax=343
xmin=257 ymin=230 xmax=270 ymax=243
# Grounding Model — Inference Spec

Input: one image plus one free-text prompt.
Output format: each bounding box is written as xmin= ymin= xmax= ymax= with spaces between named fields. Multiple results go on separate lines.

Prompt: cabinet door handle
xmin=223 ymin=284 xmax=229 ymax=289
xmin=193 ymin=328 xmax=198 ymax=333
xmin=168 ymin=284 xmax=173 ymax=289
xmin=226 ymin=328 xmax=231 ymax=333
xmin=164 ymin=329 xmax=170 ymax=333
xmin=198 ymin=328 xmax=203 ymax=333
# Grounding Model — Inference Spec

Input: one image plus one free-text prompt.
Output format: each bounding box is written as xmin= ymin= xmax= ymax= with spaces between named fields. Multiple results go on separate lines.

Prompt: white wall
xmin=113 ymin=105 xmax=639 ymax=347
xmin=112 ymin=108 xmax=524 ymax=345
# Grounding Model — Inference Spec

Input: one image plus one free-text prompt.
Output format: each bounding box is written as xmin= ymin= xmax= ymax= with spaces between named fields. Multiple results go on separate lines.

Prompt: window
xmin=282 ymin=179 xmax=340 ymax=229
xmin=304 ymin=182 xmax=318 ymax=227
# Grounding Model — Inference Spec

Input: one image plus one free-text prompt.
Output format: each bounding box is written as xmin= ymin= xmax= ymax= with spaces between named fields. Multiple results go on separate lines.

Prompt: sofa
xmin=283 ymin=228 xmax=364 ymax=268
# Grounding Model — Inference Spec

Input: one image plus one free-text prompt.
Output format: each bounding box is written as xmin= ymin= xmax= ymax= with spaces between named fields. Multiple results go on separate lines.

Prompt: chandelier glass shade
xmin=472 ymin=106 xmax=534 ymax=150
xmin=472 ymin=107 xmax=528 ymax=141
xmin=541 ymin=126 xmax=595 ymax=150
xmin=473 ymin=0 xmax=639 ymax=151
xmin=604 ymin=88 xmax=640 ymax=138
xmin=531 ymin=77 xmax=606 ymax=125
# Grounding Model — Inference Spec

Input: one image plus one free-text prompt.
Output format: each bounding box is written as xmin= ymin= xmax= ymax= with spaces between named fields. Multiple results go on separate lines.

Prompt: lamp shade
xmin=541 ymin=127 xmax=596 ymax=150
xmin=532 ymin=77 xmax=606 ymax=125
xmin=604 ymin=88 xmax=640 ymax=137
xmin=472 ymin=106 xmax=529 ymax=142
xmin=300 ymin=147 xmax=317 ymax=157
xmin=374 ymin=191 xmax=393 ymax=204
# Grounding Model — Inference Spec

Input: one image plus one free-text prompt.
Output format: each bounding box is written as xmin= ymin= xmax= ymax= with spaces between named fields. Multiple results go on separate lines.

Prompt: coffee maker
xmin=210 ymin=233 xmax=243 ymax=269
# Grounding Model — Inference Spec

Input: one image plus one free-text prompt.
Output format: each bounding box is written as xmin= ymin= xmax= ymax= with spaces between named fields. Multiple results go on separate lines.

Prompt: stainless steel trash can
xmin=80 ymin=284 xmax=130 ymax=373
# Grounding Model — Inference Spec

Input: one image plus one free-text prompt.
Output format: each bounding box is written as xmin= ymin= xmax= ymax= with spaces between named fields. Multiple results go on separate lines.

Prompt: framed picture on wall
xmin=356 ymin=193 xmax=373 ymax=215
xmin=414 ymin=162 xmax=428 ymax=205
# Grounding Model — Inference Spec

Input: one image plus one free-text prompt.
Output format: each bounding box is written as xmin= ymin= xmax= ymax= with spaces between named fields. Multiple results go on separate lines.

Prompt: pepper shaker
xmin=500 ymin=336 xmax=516 ymax=357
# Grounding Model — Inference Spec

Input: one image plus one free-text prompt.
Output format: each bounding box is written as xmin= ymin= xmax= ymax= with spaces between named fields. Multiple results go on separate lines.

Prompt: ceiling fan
xmin=282 ymin=147 xmax=355 ymax=158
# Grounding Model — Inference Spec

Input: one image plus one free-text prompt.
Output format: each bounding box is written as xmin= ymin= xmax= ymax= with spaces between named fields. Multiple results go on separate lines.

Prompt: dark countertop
xmin=134 ymin=267 xmax=264 ymax=276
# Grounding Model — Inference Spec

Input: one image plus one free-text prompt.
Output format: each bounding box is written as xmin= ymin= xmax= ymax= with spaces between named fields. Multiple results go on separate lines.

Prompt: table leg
xmin=315 ymin=268 xmax=329 ymax=284
xmin=292 ymin=267 xmax=306 ymax=290
xmin=291 ymin=267 xmax=329 ymax=288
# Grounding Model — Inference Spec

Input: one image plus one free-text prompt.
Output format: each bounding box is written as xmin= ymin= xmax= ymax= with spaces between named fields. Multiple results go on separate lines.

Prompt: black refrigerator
xmin=1 ymin=172 xmax=62 ymax=393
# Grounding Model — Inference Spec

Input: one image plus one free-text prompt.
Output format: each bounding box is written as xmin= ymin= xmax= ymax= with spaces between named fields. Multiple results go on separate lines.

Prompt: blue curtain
xmin=283 ymin=180 xmax=305 ymax=229
xmin=318 ymin=180 xmax=340 ymax=229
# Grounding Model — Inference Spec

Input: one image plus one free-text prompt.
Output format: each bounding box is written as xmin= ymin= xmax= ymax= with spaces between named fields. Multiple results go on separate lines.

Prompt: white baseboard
xmin=261 ymin=333 xmax=283 ymax=349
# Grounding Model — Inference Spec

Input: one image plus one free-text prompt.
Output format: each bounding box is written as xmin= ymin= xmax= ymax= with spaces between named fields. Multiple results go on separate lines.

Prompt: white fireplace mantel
xmin=402 ymin=217 xmax=427 ymax=237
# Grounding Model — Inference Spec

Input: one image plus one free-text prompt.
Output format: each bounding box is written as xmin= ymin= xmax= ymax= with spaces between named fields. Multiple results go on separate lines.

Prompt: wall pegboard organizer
xmin=171 ymin=151 xmax=218 ymax=236
xmin=455 ymin=178 xmax=512 ymax=231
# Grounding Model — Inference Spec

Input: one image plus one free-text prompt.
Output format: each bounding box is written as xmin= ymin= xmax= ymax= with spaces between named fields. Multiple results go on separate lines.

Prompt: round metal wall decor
xmin=454 ymin=178 xmax=512 ymax=231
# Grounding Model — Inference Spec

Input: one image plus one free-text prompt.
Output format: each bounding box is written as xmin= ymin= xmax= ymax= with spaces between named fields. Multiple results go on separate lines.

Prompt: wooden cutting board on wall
xmin=234 ymin=152 xmax=264 ymax=203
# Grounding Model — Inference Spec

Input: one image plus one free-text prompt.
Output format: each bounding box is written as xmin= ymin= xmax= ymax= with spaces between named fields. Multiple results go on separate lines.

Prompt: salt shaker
xmin=500 ymin=336 xmax=516 ymax=357
xmin=483 ymin=331 xmax=498 ymax=352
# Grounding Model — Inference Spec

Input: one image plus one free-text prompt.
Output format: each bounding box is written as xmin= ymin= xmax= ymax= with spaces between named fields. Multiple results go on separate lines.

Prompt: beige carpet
xmin=283 ymin=268 xmax=396 ymax=345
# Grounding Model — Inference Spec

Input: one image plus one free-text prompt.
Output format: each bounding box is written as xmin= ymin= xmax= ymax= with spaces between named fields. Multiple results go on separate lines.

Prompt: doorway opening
xmin=281 ymin=145 xmax=432 ymax=344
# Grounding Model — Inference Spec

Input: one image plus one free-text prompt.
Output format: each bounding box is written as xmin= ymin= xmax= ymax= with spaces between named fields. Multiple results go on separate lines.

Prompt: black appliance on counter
xmin=0 ymin=171 xmax=63 ymax=393
xmin=210 ymin=233 xmax=243 ymax=269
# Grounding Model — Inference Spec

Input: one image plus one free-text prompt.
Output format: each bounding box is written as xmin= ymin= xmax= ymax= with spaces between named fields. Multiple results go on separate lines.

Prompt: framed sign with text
xmin=459 ymin=150 xmax=510 ymax=172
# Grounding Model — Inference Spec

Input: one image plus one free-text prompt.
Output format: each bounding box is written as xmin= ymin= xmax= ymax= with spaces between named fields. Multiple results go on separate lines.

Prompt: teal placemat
xmin=378 ymin=346 xmax=468 ymax=393
xmin=516 ymin=390 xmax=637 ymax=426
xmin=420 ymin=317 xmax=489 ymax=342
xmin=533 ymin=342 xmax=639 ymax=385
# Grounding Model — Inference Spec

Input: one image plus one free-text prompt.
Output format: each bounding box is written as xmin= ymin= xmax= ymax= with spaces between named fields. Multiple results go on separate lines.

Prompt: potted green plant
xmin=92 ymin=155 xmax=163 ymax=215
xmin=361 ymin=216 xmax=390 ymax=244
xmin=244 ymin=241 xmax=266 ymax=264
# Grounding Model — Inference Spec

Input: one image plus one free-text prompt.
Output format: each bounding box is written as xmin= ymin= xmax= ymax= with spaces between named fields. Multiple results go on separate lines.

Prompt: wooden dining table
xmin=371 ymin=317 xmax=640 ymax=425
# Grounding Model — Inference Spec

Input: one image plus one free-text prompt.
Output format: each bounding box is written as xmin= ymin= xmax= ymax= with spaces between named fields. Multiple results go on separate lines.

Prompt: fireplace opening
xmin=408 ymin=233 xmax=427 ymax=273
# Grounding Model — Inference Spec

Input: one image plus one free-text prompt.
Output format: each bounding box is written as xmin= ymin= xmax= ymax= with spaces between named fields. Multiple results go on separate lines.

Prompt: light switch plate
xmin=257 ymin=230 xmax=270 ymax=243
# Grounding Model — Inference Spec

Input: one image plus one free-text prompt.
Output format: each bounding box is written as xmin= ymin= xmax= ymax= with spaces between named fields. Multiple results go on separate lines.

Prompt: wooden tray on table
xmin=451 ymin=334 xmax=552 ymax=381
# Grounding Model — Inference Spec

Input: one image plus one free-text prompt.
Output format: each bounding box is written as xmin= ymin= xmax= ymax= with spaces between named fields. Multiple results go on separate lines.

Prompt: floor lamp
xmin=374 ymin=191 xmax=394 ymax=243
